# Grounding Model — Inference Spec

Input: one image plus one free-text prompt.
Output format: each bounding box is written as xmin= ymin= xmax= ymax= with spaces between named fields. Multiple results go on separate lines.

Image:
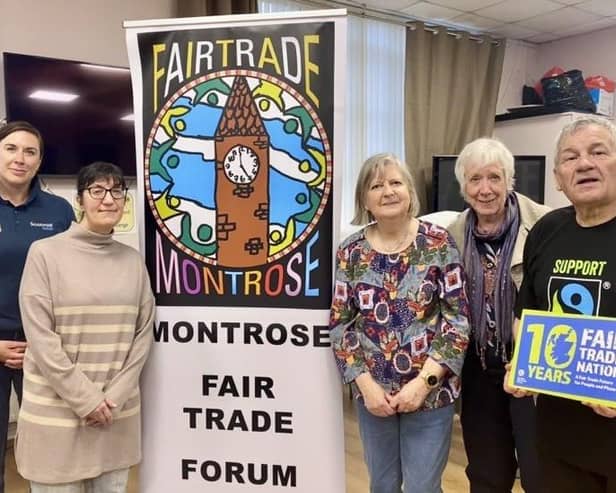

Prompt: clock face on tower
xmin=223 ymin=145 xmax=260 ymax=184
xmin=144 ymin=71 xmax=332 ymax=269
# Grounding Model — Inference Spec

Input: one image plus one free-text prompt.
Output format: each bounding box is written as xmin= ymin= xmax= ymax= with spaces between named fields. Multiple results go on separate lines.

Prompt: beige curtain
xmin=405 ymin=22 xmax=505 ymax=213
xmin=176 ymin=0 xmax=257 ymax=16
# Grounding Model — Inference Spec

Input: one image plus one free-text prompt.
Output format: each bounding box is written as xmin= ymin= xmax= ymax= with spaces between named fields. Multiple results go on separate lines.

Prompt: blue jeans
xmin=30 ymin=468 xmax=130 ymax=493
xmin=356 ymin=399 xmax=454 ymax=493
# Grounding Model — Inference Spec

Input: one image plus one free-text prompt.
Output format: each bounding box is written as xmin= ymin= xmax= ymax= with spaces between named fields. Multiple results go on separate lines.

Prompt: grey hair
xmin=454 ymin=137 xmax=515 ymax=199
xmin=554 ymin=115 xmax=616 ymax=167
xmin=351 ymin=153 xmax=420 ymax=225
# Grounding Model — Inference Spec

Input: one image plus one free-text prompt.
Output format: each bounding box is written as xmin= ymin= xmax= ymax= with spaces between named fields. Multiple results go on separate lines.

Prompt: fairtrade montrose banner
xmin=509 ymin=309 xmax=616 ymax=406
xmin=125 ymin=10 xmax=346 ymax=492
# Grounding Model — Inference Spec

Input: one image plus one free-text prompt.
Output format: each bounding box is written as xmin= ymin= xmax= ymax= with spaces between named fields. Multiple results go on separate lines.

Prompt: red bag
xmin=585 ymin=75 xmax=615 ymax=92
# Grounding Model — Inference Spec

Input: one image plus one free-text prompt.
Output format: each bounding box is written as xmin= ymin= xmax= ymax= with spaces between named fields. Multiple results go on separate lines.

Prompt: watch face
xmin=223 ymin=145 xmax=260 ymax=184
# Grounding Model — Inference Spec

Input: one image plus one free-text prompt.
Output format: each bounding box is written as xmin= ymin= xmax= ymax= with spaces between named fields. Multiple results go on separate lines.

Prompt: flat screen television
xmin=3 ymin=52 xmax=136 ymax=176
xmin=432 ymin=155 xmax=546 ymax=212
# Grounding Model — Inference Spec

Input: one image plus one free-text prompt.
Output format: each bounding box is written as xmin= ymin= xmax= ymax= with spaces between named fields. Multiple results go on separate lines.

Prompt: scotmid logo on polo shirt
xmin=30 ymin=221 xmax=54 ymax=231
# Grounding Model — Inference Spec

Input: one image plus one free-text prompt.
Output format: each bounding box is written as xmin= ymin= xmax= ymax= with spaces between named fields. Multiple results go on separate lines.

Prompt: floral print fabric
xmin=329 ymin=221 xmax=470 ymax=410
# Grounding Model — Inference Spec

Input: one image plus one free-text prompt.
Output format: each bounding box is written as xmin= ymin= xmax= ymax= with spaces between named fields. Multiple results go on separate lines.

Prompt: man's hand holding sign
xmin=505 ymin=310 xmax=616 ymax=418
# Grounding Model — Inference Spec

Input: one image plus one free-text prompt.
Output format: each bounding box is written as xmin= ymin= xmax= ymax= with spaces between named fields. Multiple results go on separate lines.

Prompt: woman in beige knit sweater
xmin=17 ymin=162 xmax=155 ymax=493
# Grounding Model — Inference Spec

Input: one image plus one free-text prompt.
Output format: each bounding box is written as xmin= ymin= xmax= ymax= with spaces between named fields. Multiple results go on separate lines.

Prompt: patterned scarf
xmin=463 ymin=192 xmax=520 ymax=365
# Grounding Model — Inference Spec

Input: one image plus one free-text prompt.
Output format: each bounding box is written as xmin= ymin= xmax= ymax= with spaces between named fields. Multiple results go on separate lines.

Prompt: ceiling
xmin=350 ymin=0 xmax=616 ymax=43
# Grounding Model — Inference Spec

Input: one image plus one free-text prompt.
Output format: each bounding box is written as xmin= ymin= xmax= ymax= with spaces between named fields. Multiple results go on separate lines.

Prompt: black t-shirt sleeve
xmin=515 ymin=220 xmax=541 ymax=318
xmin=514 ymin=207 xmax=576 ymax=318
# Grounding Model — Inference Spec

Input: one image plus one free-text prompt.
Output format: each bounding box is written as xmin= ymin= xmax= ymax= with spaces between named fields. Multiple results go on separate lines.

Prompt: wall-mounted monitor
xmin=432 ymin=155 xmax=546 ymax=212
xmin=3 ymin=52 xmax=136 ymax=176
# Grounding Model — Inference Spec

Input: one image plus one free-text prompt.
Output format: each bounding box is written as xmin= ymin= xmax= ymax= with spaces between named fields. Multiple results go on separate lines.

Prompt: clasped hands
xmin=503 ymin=363 xmax=616 ymax=419
xmin=85 ymin=398 xmax=117 ymax=427
xmin=0 ymin=340 xmax=27 ymax=369
xmin=0 ymin=341 xmax=122 ymax=426
xmin=356 ymin=373 xmax=431 ymax=417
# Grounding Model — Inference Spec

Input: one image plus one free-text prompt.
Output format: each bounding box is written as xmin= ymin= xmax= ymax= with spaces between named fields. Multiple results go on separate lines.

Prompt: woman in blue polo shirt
xmin=0 ymin=121 xmax=73 ymax=493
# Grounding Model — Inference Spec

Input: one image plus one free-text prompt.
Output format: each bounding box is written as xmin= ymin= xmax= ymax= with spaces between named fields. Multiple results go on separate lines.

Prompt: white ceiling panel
xmin=451 ymin=12 xmax=504 ymax=30
xmin=401 ymin=1 xmax=464 ymax=20
xmin=429 ymin=0 xmax=503 ymax=10
xmin=551 ymin=0 xmax=586 ymax=4
xmin=476 ymin=0 xmax=563 ymax=22
xmin=525 ymin=32 xmax=563 ymax=43
xmin=487 ymin=23 xmax=540 ymax=39
xmin=347 ymin=0 xmax=616 ymax=43
xmin=577 ymin=0 xmax=616 ymax=17
xmin=371 ymin=0 xmax=421 ymax=10
xmin=557 ymin=16 xmax=616 ymax=36
xmin=518 ymin=6 xmax=601 ymax=32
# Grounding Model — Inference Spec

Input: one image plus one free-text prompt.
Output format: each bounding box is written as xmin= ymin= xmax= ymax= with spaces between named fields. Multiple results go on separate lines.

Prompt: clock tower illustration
xmin=214 ymin=75 xmax=269 ymax=267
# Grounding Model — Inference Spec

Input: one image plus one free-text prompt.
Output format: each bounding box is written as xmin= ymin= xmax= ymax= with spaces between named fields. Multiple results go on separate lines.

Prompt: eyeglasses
xmin=85 ymin=186 xmax=128 ymax=200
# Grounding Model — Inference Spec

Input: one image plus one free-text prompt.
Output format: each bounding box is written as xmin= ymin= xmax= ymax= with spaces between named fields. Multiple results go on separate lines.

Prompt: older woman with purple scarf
xmin=448 ymin=138 xmax=550 ymax=493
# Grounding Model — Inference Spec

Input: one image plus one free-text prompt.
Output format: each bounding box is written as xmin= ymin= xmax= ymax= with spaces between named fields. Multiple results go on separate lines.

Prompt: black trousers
xmin=461 ymin=351 xmax=540 ymax=493
xmin=0 ymin=330 xmax=25 ymax=493
xmin=539 ymin=453 xmax=616 ymax=493
xmin=0 ymin=364 xmax=22 ymax=493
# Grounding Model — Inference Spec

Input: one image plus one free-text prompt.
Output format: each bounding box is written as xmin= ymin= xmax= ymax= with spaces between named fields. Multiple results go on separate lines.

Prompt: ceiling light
xmin=80 ymin=63 xmax=128 ymax=73
xmin=120 ymin=113 xmax=134 ymax=121
xmin=29 ymin=90 xmax=79 ymax=102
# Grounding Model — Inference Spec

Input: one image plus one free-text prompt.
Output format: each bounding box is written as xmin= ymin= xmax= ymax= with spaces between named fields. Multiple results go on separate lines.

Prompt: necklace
xmin=375 ymin=223 xmax=411 ymax=254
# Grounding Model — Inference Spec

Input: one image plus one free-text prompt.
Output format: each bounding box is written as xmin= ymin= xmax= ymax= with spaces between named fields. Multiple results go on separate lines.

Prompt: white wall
xmin=496 ymin=39 xmax=539 ymax=114
xmin=0 ymin=0 xmax=175 ymax=118
xmin=534 ymin=26 xmax=616 ymax=83
xmin=498 ymin=26 xmax=616 ymax=113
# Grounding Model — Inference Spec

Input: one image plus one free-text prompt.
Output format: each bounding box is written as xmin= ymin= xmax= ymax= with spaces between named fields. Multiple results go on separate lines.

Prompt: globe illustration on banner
xmin=144 ymin=70 xmax=332 ymax=268
xmin=545 ymin=324 xmax=577 ymax=368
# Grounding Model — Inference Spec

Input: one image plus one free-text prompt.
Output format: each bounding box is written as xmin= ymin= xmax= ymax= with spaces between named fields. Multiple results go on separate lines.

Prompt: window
xmin=259 ymin=0 xmax=405 ymax=231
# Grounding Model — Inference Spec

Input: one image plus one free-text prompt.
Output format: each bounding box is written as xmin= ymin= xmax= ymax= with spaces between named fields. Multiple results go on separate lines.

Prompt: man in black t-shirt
xmin=507 ymin=115 xmax=616 ymax=493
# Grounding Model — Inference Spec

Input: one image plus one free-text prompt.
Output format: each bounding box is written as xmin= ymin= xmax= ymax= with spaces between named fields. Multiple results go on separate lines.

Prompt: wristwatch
xmin=419 ymin=370 xmax=440 ymax=390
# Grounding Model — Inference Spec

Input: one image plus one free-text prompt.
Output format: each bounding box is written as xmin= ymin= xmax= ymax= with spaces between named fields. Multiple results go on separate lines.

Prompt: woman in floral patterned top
xmin=329 ymin=153 xmax=470 ymax=493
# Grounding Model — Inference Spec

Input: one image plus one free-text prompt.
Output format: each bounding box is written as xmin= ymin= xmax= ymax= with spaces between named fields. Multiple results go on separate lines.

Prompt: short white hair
xmin=454 ymin=137 xmax=515 ymax=199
